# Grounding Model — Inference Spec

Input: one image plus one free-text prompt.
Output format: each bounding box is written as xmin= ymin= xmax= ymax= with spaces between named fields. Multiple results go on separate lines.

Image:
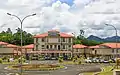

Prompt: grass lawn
xmin=83 ymin=66 xmax=114 ymax=75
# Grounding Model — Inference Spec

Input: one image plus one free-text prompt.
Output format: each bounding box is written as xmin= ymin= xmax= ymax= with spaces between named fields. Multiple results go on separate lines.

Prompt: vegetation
xmin=0 ymin=28 xmax=33 ymax=46
xmin=9 ymin=64 xmax=64 ymax=71
xmin=0 ymin=28 xmax=102 ymax=46
xmin=73 ymin=29 xmax=102 ymax=46
xmin=58 ymin=56 xmax=63 ymax=63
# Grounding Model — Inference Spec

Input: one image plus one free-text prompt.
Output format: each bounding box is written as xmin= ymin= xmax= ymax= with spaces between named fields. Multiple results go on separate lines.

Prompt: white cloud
xmin=0 ymin=0 xmax=120 ymax=38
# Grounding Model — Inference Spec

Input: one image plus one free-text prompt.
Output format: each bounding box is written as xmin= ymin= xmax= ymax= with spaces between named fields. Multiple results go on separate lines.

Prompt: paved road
xmin=0 ymin=61 xmax=110 ymax=75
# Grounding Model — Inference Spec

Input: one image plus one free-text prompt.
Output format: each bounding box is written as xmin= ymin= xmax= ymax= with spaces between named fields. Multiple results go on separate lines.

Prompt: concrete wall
xmin=0 ymin=48 xmax=14 ymax=53
xmin=90 ymin=48 xmax=113 ymax=55
xmin=34 ymin=37 xmax=73 ymax=51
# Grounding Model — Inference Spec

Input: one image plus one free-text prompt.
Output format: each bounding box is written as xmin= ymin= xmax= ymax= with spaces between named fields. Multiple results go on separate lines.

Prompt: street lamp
xmin=72 ymin=33 xmax=75 ymax=58
xmin=105 ymin=24 xmax=118 ymax=58
xmin=7 ymin=13 xmax=36 ymax=74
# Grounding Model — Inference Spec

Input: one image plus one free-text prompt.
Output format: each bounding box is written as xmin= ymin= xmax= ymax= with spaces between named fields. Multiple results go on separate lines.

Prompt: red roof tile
xmin=0 ymin=41 xmax=8 ymax=45
xmin=33 ymin=31 xmax=73 ymax=38
xmin=89 ymin=45 xmax=100 ymax=48
xmin=22 ymin=44 xmax=34 ymax=49
xmin=100 ymin=43 xmax=120 ymax=48
xmin=33 ymin=33 xmax=48 ymax=38
xmin=6 ymin=44 xmax=19 ymax=48
xmin=60 ymin=33 xmax=73 ymax=38
xmin=73 ymin=44 xmax=87 ymax=48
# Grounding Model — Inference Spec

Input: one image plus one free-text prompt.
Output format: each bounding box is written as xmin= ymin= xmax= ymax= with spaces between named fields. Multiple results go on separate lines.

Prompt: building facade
xmin=33 ymin=30 xmax=73 ymax=57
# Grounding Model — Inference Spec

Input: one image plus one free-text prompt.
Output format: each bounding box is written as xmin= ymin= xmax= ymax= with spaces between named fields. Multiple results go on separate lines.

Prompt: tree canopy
xmin=0 ymin=28 xmax=33 ymax=46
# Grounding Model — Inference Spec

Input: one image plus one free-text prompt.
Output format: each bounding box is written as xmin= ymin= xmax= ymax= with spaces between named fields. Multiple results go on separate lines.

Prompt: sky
xmin=0 ymin=0 xmax=120 ymax=38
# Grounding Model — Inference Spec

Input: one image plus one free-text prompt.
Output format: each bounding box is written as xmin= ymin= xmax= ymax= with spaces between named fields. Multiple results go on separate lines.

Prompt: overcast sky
xmin=0 ymin=0 xmax=120 ymax=38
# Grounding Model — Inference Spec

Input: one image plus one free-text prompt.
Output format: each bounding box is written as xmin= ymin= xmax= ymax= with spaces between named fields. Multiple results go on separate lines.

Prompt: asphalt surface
xmin=0 ymin=61 xmax=109 ymax=75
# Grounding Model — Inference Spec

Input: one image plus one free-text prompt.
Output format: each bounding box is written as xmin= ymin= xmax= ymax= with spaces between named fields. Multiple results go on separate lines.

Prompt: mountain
xmin=87 ymin=35 xmax=120 ymax=42
xmin=87 ymin=35 xmax=104 ymax=42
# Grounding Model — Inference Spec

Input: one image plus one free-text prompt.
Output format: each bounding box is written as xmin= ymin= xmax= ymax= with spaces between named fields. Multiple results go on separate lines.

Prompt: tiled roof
xmin=6 ymin=44 xmax=19 ymax=48
xmin=34 ymin=31 xmax=73 ymax=38
xmin=0 ymin=41 xmax=8 ymax=45
xmin=73 ymin=44 xmax=87 ymax=48
xmin=22 ymin=44 xmax=34 ymax=49
xmin=89 ymin=45 xmax=100 ymax=48
xmin=101 ymin=43 xmax=120 ymax=48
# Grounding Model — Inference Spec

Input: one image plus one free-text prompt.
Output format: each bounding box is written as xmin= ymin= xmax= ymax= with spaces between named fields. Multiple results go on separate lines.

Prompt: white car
xmin=85 ymin=59 xmax=92 ymax=63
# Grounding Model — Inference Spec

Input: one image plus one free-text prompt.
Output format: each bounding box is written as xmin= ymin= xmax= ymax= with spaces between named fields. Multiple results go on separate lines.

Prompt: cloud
xmin=0 ymin=0 xmax=120 ymax=38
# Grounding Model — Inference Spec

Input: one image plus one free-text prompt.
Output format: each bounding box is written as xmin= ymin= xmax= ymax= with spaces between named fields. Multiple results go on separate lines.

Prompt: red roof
xmin=6 ymin=44 xmax=19 ymax=48
xmin=22 ymin=44 xmax=34 ymax=49
xmin=0 ymin=41 xmax=8 ymax=45
xmin=73 ymin=44 xmax=87 ymax=48
xmin=100 ymin=43 xmax=120 ymax=48
xmin=34 ymin=31 xmax=73 ymax=38
xmin=89 ymin=45 xmax=100 ymax=48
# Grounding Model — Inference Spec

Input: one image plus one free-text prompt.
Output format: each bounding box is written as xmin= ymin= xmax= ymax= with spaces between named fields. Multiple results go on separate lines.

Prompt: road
xmin=0 ymin=61 xmax=109 ymax=75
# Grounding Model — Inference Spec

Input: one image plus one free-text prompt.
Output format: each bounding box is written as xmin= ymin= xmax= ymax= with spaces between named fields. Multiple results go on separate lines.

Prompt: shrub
xmin=58 ymin=58 xmax=63 ymax=63
xmin=78 ymin=59 xmax=81 ymax=64
xmin=0 ymin=58 xmax=2 ymax=63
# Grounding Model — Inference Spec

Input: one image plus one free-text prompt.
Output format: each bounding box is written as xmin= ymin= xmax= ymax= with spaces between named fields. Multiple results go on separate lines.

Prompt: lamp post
xmin=72 ymin=32 xmax=75 ymax=58
xmin=7 ymin=13 xmax=36 ymax=74
xmin=105 ymin=24 xmax=118 ymax=58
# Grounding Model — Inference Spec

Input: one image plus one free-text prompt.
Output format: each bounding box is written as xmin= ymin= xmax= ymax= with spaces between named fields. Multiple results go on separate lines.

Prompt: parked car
xmin=51 ymin=57 xmax=58 ymax=60
xmin=44 ymin=56 xmax=51 ymax=60
xmin=85 ymin=58 xmax=92 ymax=63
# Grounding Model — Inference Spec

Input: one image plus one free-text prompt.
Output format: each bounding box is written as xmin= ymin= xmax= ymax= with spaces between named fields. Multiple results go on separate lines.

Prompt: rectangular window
xmin=69 ymin=38 xmax=71 ymax=43
xmin=47 ymin=45 xmax=49 ymax=49
xmin=42 ymin=38 xmax=45 ymax=42
xmin=54 ymin=45 xmax=57 ymax=49
xmin=36 ymin=38 xmax=38 ymax=43
xmin=69 ymin=45 xmax=71 ymax=48
xmin=116 ymin=49 xmax=118 ymax=53
xmin=63 ymin=45 xmax=65 ymax=49
xmin=62 ymin=38 xmax=65 ymax=42
xmin=50 ymin=45 xmax=52 ymax=49
xmin=58 ymin=38 xmax=60 ymax=42
xmin=36 ymin=45 xmax=38 ymax=50
xmin=112 ymin=49 xmax=114 ymax=53
xmin=76 ymin=49 xmax=78 ymax=52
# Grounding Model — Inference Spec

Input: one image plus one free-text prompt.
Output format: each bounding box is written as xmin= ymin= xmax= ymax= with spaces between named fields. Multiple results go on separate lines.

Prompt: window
xmin=116 ymin=49 xmax=118 ymax=53
xmin=42 ymin=45 xmax=44 ymax=49
xmin=63 ymin=45 xmax=65 ymax=49
xmin=47 ymin=45 xmax=49 ymax=49
xmin=69 ymin=45 xmax=71 ymax=48
xmin=50 ymin=45 xmax=52 ymax=49
xmin=54 ymin=45 xmax=57 ymax=49
xmin=62 ymin=38 xmax=65 ymax=42
xmin=36 ymin=38 xmax=38 ymax=43
xmin=42 ymin=45 xmax=44 ymax=47
xmin=36 ymin=45 xmax=38 ymax=50
xmin=58 ymin=45 xmax=60 ymax=50
xmin=69 ymin=38 xmax=71 ymax=43
xmin=42 ymin=38 xmax=45 ymax=42
xmin=112 ymin=49 xmax=114 ymax=53
xmin=76 ymin=49 xmax=78 ymax=52
xmin=58 ymin=38 xmax=60 ymax=42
